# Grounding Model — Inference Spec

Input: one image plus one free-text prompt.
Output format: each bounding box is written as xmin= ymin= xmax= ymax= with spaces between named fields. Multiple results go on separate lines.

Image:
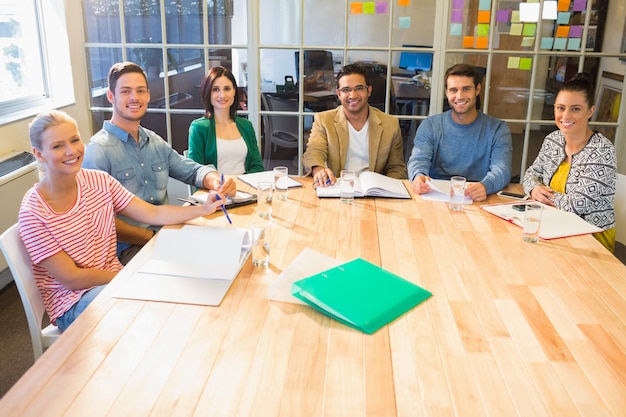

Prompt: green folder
xmin=291 ymin=258 xmax=432 ymax=334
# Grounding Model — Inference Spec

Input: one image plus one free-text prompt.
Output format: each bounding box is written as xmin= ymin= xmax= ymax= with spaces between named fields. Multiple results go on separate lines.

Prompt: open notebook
xmin=316 ymin=171 xmax=410 ymax=199
xmin=113 ymin=225 xmax=250 ymax=306
xmin=481 ymin=202 xmax=603 ymax=239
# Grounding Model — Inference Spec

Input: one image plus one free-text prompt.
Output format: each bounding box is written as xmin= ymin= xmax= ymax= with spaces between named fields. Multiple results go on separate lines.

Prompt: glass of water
xmin=273 ymin=166 xmax=289 ymax=201
xmin=340 ymin=170 xmax=355 ymax=204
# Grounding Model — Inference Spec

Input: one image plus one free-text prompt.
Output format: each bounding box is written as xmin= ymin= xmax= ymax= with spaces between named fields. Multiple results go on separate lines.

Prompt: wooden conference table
xmin=2 ymin=178 xmax=625 ymax=417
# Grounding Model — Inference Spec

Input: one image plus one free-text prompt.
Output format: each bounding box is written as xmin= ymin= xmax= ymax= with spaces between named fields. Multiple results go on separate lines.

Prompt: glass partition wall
xmin=83 ymin=0 xmax=625 ymax=177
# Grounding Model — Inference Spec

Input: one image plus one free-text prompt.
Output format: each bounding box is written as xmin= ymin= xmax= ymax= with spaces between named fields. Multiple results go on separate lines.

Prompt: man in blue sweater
xmin=408 ymin=63 xmax=512 ymax=201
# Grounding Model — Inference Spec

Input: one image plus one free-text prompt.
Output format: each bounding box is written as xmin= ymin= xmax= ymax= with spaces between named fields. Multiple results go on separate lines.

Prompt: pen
xmin=217 ymin=174 xmax=232 ymax=224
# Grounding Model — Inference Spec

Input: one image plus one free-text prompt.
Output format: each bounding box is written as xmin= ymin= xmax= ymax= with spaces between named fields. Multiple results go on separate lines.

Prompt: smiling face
xmin=33 ymin=122 xmax=84 ymax=176
xmin=210 ymin=75 xmax=236 ymax=111
xmin=445 ymin=75 xmax=480 ymax=122
xmin=336 ymin=73 xmax=372 ymax=117
xmin=553 ymin=90 xmax=595 ymax=136
xmin=107 ymin=72 xmax=150 ymax=123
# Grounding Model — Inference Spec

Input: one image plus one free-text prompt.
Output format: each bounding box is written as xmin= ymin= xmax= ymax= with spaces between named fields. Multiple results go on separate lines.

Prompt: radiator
xmin=0 ymin=151 xmax=38 ymax=289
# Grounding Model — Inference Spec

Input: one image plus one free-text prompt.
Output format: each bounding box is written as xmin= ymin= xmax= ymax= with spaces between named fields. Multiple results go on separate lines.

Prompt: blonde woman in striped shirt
xmin=19 ymin=110 xmax=224 ymax=331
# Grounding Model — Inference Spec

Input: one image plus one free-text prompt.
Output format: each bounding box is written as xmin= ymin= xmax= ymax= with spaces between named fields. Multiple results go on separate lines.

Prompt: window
xmin=0 ymin=0 xmax=74 ymax=125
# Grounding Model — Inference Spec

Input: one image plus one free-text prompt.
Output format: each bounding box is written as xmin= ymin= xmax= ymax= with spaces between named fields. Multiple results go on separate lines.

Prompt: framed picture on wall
xmin=593 ymin=71 xmax=623 ymax=123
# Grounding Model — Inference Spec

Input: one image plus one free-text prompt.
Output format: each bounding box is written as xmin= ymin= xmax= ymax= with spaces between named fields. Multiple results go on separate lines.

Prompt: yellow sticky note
xmin=507 ymin=57 xmax=521 ymax=69
xmin=556 ymin=25 xmax=570 ymax=37
xmin=510 ymin=23 xmax=523 ymax=36
xmin=478 ymin=10 xmax=491 ymax=23
xmin=511 ymin=11 xmax=520 ymax=22
xmin=398 ymin=0 xmax=410 ymax=6
xmin=521 ymin=37 xmax=535 ymax=47
xmin=463 ymin=36 xmax=475 ymax=48
xmin=363 ymin=2 xmax=375 ymax=13
xmin=351 ymin=2 xmax=363 ymax=14
xmin=476 ymin=37 xmax=489 ymax=49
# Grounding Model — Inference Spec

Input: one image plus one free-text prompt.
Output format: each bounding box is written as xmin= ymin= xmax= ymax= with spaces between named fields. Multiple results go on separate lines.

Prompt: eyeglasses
xmin=337 ymin=85 xmax=369 ymax=94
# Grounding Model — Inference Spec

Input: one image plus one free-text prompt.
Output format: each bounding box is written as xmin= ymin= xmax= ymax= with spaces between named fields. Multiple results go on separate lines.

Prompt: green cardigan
xmin=187 ymin=116 xmax=264 ymax=173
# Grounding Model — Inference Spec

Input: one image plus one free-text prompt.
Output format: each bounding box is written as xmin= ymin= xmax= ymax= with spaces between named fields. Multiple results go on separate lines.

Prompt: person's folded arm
xmin=39 ymin=251 xmax=117 ymax=291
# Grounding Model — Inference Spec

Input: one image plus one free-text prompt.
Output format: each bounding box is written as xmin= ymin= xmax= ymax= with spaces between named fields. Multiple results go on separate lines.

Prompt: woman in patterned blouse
xmin=523 ymin=72 xmax=616 ymax=252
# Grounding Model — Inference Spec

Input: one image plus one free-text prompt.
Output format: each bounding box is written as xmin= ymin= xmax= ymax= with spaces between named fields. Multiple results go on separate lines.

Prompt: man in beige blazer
xmin=303 ymin=64 xmax=407 ymax=187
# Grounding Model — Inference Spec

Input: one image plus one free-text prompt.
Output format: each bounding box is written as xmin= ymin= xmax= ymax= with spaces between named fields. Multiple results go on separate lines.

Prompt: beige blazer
xmin=303 ymin=105 xmax=408 ymax=179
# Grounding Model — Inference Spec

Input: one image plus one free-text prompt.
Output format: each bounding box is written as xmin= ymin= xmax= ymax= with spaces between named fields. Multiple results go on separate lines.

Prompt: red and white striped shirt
xmin=19 ymin=169 xmax=135 ymax=325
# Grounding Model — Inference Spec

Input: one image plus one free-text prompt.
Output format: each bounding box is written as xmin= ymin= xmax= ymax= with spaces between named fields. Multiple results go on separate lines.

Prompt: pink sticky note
xmin=569 ymin=25 xmax=583 ymax=38
xmin=451 ymin=11 xmax=463 ymax=23
xmin=376 ymin=1 xmax=388 ymax=13
xmin=497 ymin=9 xmax=512 ymax=23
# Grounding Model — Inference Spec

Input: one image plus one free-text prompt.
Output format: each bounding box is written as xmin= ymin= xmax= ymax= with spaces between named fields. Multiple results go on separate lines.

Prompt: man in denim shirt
xmin=84 ymin=62 xmax=236 ymax=263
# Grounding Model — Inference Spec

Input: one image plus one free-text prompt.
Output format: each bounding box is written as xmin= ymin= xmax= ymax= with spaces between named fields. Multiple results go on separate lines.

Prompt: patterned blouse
xmin=523 ymin=130 xmax=616 ymax=230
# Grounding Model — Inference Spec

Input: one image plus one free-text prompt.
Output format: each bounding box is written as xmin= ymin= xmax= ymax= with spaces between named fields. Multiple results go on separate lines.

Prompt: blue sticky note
xmin=567 ymin=38 xmax=581 ymax=50
xmin=557 ymin=12 xmax=571 ymax=24
xmin=450 ymin=23 xmax=463 ymax=36
xmin=553 ymin=37 xmax=567 ymax=50
xmin=399 ymin=16 xmax=411 ymax=29
xmin=479 ymin=0 xmax=491 ymax=11
xmin=540 ymin=37 xmax=554 ymax=49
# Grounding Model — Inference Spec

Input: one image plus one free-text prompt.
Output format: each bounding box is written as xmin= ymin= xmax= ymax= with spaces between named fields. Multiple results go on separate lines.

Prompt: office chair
xmin=261 ymin=93 xmax=301 ymax=170
xmin=0 ymin=224 xmax=61 ymax=360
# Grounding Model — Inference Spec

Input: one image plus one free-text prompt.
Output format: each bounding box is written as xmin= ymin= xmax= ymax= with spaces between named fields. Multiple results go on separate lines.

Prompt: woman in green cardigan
xmin=188 ymin=66 xmax=264 ymax=174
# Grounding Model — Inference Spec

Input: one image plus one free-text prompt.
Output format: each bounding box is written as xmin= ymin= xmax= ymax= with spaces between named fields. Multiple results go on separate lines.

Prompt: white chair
xmin=615 ymin=173 xmax=626 ymax=246
xmin=0 ymin=224 xmax=61 ymax=360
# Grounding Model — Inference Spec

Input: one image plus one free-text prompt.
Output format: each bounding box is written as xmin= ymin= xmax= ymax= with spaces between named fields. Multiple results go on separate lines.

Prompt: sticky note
xmin=569 ymin=25 xmax=583 ymax=38
xmin=507 ymin=57 xmax=520 ymax=69
xmin=450 ymin=23 xmax=463 ymax=36
xmin=572 ymin=0 xmax=587 ymax=12
xmin=478 ymin=0 xmax=491 ymax=11
xmin=557 ymin=0 xmax=571 ymax=12
xmin=527 ymin=0 xmax=539 ymax=2
xmin=497 ymin=9 xmax=512 ymax=23
xmin=540 ymin=37 xmax=554 ymax=49
xmin=568 ymin=38 xmax=581 ymax=50
xmin=452 ymin=0 xmax=464 ymax=10
xmin=519 ymin=57 xmax=532 ymax=70
xmin=478 ymin=11 xmax=491 ymax=23
xmin=363 ymin=2 xmax=375 ymax=13
xmin=542 ymin=1 xmax=557 ymax=19
xmin=451 ymin=10 xmax=464 ymax=23
xmin=398 ymin=0 xmax=410 ymax=6
xmin=463 ymin=36 xmax=475 ymax=48
xmin=511 ymin=11 xmax=520 ymax=22
xmin=477 ymin=24 xmax=489 ymax=37
xmin=519 ymin=3 xmax=540 ymax=22
xmin=523 ymin=23 xmax=536 ymax=37
xmin=476 ymin=37 xmax=489 ymax=49
xmin=553 ymin=37 xmax=567 ymax=49
xmin=399 ymin=16 xmax=411 ymax=28
xmin=351 ymin=2 xmax=363 ymax=13
xmin=556 ymin=25 xmax=570 ymax=37
xmin=521 ymin=37 xmax=535 ymax=47
xmin=557 ymin=12 xmax=571 ymax=24
xmin=376 ymin=1 xmax=388 ymax=13
xmin=510 ymin=23 xmax=523 ymax=36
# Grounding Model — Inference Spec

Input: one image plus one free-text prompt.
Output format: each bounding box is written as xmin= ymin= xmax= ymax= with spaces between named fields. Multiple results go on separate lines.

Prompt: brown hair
xmin=560 ymin=72 xmax=595 ymax=107
xmin=444 ymin=64 xmax=481 ymax=89
xmin=199 ymin=66 xmax=240 ymax=119
xmin=108 ymin=61 xmax=149 ymax=93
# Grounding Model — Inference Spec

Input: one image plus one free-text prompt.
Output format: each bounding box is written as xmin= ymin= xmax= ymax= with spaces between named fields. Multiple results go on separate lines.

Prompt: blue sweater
xmin=407 ymin=111 xmax=512 ymax=195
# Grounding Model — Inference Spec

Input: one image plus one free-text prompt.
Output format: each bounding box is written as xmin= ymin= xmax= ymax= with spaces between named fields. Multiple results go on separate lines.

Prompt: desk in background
xmin=2 ymin=179 xmax=625 ymax=417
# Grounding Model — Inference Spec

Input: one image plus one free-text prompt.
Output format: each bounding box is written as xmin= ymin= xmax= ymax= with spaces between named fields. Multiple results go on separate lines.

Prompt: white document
xmin=113 ymin=226 xmax=251 ymax=306
xmin=189 ymin=190 xmax=255 ymax=205
xmin=316 ymin=171 xmax=411 ymax=199
xmin=480 ymin=202 xmax=603 ymax=239
xmin=237 ymin=171 xmax=302 ymax=189
xmin=421 ymin=179 xmax=473 ymax=204
xmin=268 ymin=248 xmax=344 ymax=305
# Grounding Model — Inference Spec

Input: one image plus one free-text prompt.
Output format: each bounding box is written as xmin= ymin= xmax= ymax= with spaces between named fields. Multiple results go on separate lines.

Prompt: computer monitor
xmin=398 ymin=49 xmax=433 ymax=73
xmin=295 ymin=50 xmax=334 ymax=81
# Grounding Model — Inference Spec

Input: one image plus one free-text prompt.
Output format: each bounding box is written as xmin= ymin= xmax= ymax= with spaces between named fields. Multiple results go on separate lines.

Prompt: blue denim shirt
xmin=83 ymin=121 xmax=216 ymax=237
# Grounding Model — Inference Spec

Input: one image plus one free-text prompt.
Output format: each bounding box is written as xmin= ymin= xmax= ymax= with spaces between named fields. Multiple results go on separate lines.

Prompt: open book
xmin=316 ymin=171 xmax=411 ymax=199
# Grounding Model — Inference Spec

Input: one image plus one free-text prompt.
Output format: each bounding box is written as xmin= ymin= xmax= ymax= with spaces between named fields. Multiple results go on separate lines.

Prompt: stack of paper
xmin=421 ymin=179 xmax=473 ymax=204
xmin=237 ymin=171 xmax=302 ymax=189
